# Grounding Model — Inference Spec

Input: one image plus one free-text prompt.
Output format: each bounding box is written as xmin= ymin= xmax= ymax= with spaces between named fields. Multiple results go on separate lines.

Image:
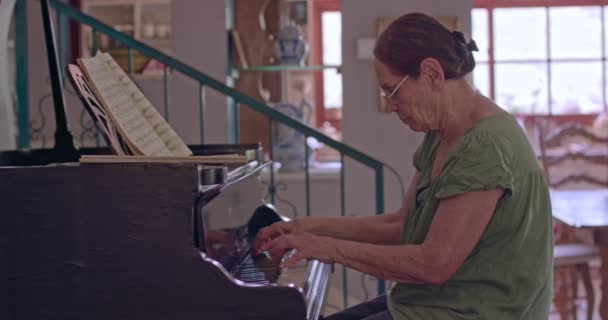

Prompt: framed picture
xmin=376 ymin=15 xmax=458 ymax=112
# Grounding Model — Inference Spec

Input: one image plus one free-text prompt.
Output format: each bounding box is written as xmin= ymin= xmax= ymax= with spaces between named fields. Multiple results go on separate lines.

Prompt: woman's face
xmin=374 ymin=59 xmax=443 ymax=132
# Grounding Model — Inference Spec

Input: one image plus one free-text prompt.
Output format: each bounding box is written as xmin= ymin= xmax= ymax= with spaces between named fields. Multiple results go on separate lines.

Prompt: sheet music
xmin=79 ymin=52 xmax=192 ymax=156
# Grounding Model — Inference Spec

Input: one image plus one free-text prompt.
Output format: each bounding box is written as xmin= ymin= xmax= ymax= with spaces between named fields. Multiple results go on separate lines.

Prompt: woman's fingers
xmin=266 ymin=234 xmax=291 ymax=256
xmin=252 ymin=221 xmax=293 ymax=254
xmin=280 ymin=250 xmax=306 ymax=268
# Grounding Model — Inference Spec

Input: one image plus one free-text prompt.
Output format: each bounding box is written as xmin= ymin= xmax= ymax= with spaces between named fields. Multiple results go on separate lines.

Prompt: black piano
xmin=0 ymin=160 xmax=331 ymax=320
xmin=0 ymin=2 xmax=330 ymax=318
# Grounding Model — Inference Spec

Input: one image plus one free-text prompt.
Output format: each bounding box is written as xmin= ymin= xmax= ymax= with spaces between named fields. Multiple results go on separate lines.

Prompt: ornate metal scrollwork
xmin=261 ymin=180 xmax=298 ymax=219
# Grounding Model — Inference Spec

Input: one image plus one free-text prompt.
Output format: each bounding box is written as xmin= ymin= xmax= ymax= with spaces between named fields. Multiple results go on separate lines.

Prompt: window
xmin=312 ymin=0 xmax=342 ymax=131
xmin=321 ymin=12 xmax=342 ymax=110
xmin=473 ymin=1 xmax=608 ymax=115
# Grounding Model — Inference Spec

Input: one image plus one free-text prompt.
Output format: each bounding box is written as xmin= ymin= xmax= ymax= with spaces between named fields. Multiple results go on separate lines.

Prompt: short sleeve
xmin=435 ymin=130 xmax=514 ymax=199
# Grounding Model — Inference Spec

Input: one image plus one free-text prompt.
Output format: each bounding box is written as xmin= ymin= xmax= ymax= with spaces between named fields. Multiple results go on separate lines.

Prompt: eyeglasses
xmin=380 ymin=74 xmax=409 ymax=100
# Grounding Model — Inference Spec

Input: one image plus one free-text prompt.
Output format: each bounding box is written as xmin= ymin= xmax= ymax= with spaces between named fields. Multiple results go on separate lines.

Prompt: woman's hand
xmin=252 ymin=220 xmax=298 ymax=254
xmin=204 ymin=230 xmax=236 ymax=258
xmin=263 ymin=232 xmax=338 ymax=268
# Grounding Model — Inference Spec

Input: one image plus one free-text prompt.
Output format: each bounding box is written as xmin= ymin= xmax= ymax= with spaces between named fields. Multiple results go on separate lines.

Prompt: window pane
xmin=604 ymin=6 xmax=608 ymax=57
xmin=322 ymin=11 xmax=342 ymax=108
xmin=550 ymin=7 xmax=602 ymax=59
xmin=323 ymin=69 xmax=342 ymax=108
xmin=322 ymin=12 xmax=341 ymax=65
xmin=473 ymin=63 xmax=490 ymax=97
xmin=472 ymin=8 xmax=489 ymax=62
xmin=494 ymin=8 xmax=547 ymax=61
xmin=551 ymin=62 xmax=603 ymax=114
xmin=495 ymin=63 xmax=548 ymax=114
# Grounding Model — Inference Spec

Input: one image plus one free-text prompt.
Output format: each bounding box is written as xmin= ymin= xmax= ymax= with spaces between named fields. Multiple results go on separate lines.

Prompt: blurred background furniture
xmin=537 ymin=118 xmax=608 ymax=320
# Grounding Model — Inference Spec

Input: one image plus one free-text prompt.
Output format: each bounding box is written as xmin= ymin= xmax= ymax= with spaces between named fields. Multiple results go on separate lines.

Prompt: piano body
xmin=0 ymin=160 xmax=331 ymax=319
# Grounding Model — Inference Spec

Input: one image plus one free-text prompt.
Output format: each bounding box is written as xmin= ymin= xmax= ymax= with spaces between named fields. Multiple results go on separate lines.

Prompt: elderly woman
xmin=254 ymin=12 xmax=552 ymax=320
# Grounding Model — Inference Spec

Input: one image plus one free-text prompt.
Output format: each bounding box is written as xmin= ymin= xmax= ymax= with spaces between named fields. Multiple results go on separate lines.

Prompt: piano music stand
xmin=65 ymin=64 xmax=132 ymax=155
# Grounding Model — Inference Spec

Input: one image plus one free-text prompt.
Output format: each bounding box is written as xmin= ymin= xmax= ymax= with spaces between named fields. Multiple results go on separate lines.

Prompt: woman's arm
xmin=295 ymin=171 xmax=420 ymax=244
xmin=268 ymin=188 xmax=502 ymax=285
xmin=255 ymin=172 xmax=420 ymax=248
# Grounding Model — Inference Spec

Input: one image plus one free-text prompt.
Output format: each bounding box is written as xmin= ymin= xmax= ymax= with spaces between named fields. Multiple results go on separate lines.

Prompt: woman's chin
xmin=412 ymin=123 xmax=430 ymax=132
xmin=401 ymin=118 xmax=423 ymax=132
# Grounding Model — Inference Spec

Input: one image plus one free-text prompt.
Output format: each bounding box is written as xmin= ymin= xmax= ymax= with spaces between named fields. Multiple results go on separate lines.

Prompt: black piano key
xmin=231 ymin=251 xmax=283 ymax=284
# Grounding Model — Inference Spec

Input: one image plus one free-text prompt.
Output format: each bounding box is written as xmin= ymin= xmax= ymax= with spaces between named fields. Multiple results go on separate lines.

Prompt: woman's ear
xmin=420 ymin=58 xmax=445 ymax=91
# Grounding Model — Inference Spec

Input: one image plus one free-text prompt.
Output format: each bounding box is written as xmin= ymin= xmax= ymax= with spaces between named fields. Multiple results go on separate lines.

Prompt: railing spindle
xmin=305 ymin=135 xmax=310 ymax=216
xmin=199 ymin=84 xmax=206 ymax=144
xmin=127 ymin=47 xmax=133 ymax=74
xmin=375 ymin=165 xmax=386 ymax=295
xmin=340 ymin=151 xmax=348 ymax=308
xmin=163 ymin=64 xmax=169 ymax=121
xmin=56 ymin=10 xmax=62 ymax=67
xmin=91 ymin=29 xmax=100 ymax=145
xmin=15 ymin=0 xmax=29 ymax=148
xmin=233 ymin=101 xmax=240 ymax=143
xmin=91 ymin=29 xmax=97 ymax=55
xmin=268 ymin=117 xmax=275 ymax=204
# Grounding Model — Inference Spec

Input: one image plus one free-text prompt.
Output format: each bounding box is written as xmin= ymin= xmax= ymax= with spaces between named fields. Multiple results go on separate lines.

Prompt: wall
xmin=25 ymin=0 xmax=227 ymax=149
xmin=168 ymin=0 xmax=227 ymax=144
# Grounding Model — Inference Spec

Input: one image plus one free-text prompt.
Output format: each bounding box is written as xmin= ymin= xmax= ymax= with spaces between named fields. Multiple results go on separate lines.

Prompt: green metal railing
xmin=14 ymin=0 xmax=28 ymax=148
xmin=34 ymin=0 xmax=388 ymax=303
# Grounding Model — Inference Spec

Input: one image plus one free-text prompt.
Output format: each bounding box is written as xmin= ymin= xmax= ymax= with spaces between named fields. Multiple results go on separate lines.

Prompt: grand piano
xmin=0 ymin=160 xmax=331 ymax=320
xmin=0 ymin=1 xmax=330 ymax=319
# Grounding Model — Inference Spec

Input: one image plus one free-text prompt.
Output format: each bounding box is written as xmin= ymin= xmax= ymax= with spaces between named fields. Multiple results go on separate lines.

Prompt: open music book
xmin=77 ymin=51 xmax=192 ymax=157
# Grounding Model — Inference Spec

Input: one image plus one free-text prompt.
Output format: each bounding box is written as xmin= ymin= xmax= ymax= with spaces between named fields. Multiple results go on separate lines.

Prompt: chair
xmin=535 ymin=118 xmax=607 ymax=320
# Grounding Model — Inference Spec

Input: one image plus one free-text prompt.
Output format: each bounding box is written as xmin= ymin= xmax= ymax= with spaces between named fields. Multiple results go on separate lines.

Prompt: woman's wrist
xmin=290 ymin=218 xmax=304 ymax=233
xmin=291 ymin=216 xmax=314 ymax=234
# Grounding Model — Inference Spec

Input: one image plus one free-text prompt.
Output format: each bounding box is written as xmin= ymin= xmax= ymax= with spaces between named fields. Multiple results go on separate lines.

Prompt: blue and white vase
xmin=275 ymin=24 xmax=308 ymax=65
xmin=273 ymin=100 xmax=313 ymax=171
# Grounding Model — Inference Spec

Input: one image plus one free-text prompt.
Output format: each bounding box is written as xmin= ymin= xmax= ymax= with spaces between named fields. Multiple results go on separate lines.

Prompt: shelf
xmin=238 ymin=64 xmax=341 ymax=73
xmin=80 ymin=0 xmax=173 ymax=74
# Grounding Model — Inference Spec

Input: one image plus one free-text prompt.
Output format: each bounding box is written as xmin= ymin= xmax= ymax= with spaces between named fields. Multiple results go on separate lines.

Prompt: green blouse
xmin=388 ymin=113 xmax=553 ymax=319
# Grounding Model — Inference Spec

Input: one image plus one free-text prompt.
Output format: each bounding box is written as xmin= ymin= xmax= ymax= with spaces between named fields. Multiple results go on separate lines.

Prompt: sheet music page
xmin=79 ymin=52 xmax=192 ymax=156
xmin=101 ymin=53 xmax=192 ymax=156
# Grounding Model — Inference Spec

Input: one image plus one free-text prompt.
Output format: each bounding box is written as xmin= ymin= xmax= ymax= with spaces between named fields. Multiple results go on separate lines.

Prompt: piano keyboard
xmin=195 ymin=163 xmax=331 ymax=319
xmin=233 ymin=252 xmax=280 ymax=284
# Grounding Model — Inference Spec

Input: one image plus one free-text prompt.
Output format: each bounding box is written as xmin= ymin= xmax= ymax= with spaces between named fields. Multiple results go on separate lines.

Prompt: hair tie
xmin=452 ymin=31 xmax=479 ymax=52
xmin=466 ymin=39 xmax=479 ymax=52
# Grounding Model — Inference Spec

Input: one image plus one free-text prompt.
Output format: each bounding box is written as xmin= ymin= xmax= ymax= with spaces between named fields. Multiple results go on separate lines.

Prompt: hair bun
xmin=451 ymin=31 xmax=466 ymax=43
xmin=374 ymin=13 xmax=478 ymax=79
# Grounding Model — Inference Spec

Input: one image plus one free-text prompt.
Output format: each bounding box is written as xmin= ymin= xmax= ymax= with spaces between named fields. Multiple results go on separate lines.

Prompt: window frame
xmin=311 ymin=0 xmax=341 ymax=130
xmin=473 ymin=0 xmax=608 ymax=117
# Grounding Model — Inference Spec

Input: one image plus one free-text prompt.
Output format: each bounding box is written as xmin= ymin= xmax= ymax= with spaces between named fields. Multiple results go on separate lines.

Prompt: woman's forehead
xmin=374 ymin=60 xmax=405 ymax=82
xmin=373 ymin=59 xmax=391 ymax=73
